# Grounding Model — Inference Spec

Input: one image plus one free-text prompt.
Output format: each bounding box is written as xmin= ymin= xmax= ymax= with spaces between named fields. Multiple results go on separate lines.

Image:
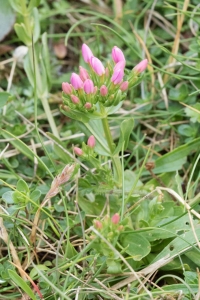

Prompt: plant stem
xmin=100 ymin=106 xmax=122 ymax=186
xmin=41 ymin=96 xmax=59 ymax=137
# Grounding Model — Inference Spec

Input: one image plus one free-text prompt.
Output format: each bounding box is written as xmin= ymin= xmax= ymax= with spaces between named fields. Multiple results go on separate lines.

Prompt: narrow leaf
xmin=8 ymin=270 xmax=37 ymax=300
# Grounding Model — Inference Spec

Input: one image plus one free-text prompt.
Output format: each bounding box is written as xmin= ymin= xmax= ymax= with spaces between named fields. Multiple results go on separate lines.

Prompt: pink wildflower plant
xmin=61 ymin=43 xmax=147 ymax=116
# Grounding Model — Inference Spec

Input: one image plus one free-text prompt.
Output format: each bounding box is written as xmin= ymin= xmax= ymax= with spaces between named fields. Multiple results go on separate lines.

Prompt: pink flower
xmin=70 ymin=73 xmax=83 ymax=89
xmin=87 ymin=135 xmax=96 ymax=148
xmin=100 ymin=85 xmax=108 ymax=96
xmin=62 ymin=82 xmax=73 ymax=94
xmin=74 ymin=147 xmax=83 ymax=156
xmin=90 ymin=56 xmax=105 ymax=76
xmin=84 ymin=102 xmax=92 ymax=109
xmin=82 ymin=43 xmax=94 ymax=63
xmin=83 ymin=79 xmax=95 ymax=94
xmin=120 ymin=81 xmax=129 ymax=91
xmin=71 ymin=95 xmax=80 ymax=104
xmin=79 ymin=66 xmax=89 ymax=81
xmin=111 ymin=213 xmax=120 ymax=224
xmin=112 ymin=46 xmax=125 ymax=64
xmin=134 ymin=59 xmax=148 ymax=73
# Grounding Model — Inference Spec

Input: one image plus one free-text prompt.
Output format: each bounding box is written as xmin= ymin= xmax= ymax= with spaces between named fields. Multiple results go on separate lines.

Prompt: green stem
xmin=28 ymin=46 xmax=59 ymax=138
xmin=41 ymin=96 xmax=59 ymax=138
xmin=100 ymin=106 xmax=122 ymax=186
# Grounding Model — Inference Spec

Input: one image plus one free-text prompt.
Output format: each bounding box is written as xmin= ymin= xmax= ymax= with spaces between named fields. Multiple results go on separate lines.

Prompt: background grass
xmin=0 ymin=0 xmax=200 ymax=299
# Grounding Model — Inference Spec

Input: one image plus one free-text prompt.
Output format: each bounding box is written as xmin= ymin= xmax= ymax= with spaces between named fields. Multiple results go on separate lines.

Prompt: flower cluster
xmin=91 ymin=213 xmax=124 ymax=273
xmin=74 ymin=135 xmax=95 ymax=157
xmin=61 ymin=44 xmax=148 ymax=117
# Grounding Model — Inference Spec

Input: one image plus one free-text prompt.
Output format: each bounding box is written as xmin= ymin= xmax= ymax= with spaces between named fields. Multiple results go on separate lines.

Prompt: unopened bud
xmin=120 ymin=81 xmax=129 ymax=92
xmin=84 ymin=102 xmax=92 ymax=109
xmin=112 ymin=46 xmax=126 ymax=64
xmin=87 ymin=135 xmax=96 ymax=148
xmin=62 ymin=82 xmax=72 ymax=94
xmin=111 ymin=213 xmax=120 ymax=224
xmin=100 ymin=85 xmax=108 ymax=96
xmin=133 ymin=59 xmax=148 ymax=74
xmin=94 ymin=220 xmax=102 ymax=229
xmin=74 ymin=147 xmax=83 ymax=156
xmin=79 ymin=66 xmax=89 ymax=81
xmin=71 ymin=95 xmax=80 ymax=104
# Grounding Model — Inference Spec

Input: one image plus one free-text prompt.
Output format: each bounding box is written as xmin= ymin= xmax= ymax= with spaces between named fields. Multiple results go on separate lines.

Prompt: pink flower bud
xmin=71 ymin=95 xmax=80 ymax=104
xmin=100 ymin=85 xmax=108 ymax=96
xmin=111 ymin=213 xmax=120 ymax=224
xmin=90 ymin=56 xmax=105 ymax=76
xmin=79 ymin=66 xmax=89 ymax=81
xmin=94 ymin=220 xmax=102 ymax=229
xmin=87 ymin=135 xmax=95 ymax=148
xmin=83 ymin=79 xmax=94 ymax=94
xmin=74 ymin=147 xmax=83 ymax=156
xmin=120 ymin=81 xmax=129 ymax=91
xmin=133 ymin=59 xmax=148 ymax=73
xmin=112 ymin=46 xmax=125 ymax=64
xmin=70 ymin=73 xmax=83 ymax=90
xmin=84 ymin=102 xmax=92 ymax=109
xmin=111 ymin=68 xmax=124 ymax=85
xmin=113 ymin=60 xmax=125 ymax=72
xmin=82 ymin=43 xmax=94 ymax=63
xmin=62 ymin=82 xmax=72 ymax=95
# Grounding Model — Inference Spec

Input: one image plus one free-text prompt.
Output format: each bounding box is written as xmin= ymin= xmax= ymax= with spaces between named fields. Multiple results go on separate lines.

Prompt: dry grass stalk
xmin=0 ymin=212 xmax=26 ymax=280
xmin=163 ymin=0 xmax=190 ymax=84
xmin=30 ymin=164 xmax=76 ymax=245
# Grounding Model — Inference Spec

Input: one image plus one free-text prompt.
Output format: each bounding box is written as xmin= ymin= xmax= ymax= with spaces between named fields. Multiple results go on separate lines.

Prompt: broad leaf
xmin=113 ymin=118 xmax=134 ymax=155
xmin=0 ymin=92 xmax=11 ymax=108
xmin=153 ymin=137 xmax=200 ymax=173
xmin=120 ymin=232 xmax=151 ymax=260
xmin=0 ymin=0 xmax=15 ymax=41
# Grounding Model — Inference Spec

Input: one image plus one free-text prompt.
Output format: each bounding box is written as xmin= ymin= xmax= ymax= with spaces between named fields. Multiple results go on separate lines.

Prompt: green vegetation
xmin=0 ymin=0 xmax=200 ymax=299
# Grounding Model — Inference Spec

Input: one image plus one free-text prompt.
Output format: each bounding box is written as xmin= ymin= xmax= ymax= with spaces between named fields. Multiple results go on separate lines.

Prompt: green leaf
xmin=65 ymin=242 xmax=77 ymax=259
xmin=113 ymin=118 xmax=134 ymax=154
xmin=32 ymin=8 xmax=40 ymax=43
xmin=152 ymin=227 xmax=200 ymax=264
xmin=185 ymin=103 xmax=200 ymax=123
xmin=142 ymin=215 xmax=195 ymax=241
xmin=14 ymin=23 xmax=31 ymax=45
xmin=16 ymin=179 xmax=29 ymax=194
xmin=29 ymin=264 xmax=49 ymax=280
xmin=30 ymin=190 xmax=41 ymax=202
xmin=177 ymin=124 xmax=197 ymax=137
xmin=60 ymin=106 xmax=90 ymax=123
xmin=8 ymin=270 xmax=37 ymax=300
xmin=0 ymin=92 xmax=11 ymax=108
xmin=0 ymin=0 xmax=15 ymax=41
xmin=27 ymin=0 xmax=41 ymax=12
xmin=169 ymin=84 xmax=188 ymax=101
xmin=2 ymin=191 xmax=14 ymax=204
xmin=153 ymin=137 xmax=200 ymax=173
xmin=41 ymin=32 xmax=51 ymax=88
xmin=9 ymin=0 xmax=24 ymax=14
xmin=120 ymin=232 xmax=151 ymax=260
xmin=0 ymin=129 xmax=46 ymax=171
xmin=124 ymin=170 xmax=143 ymax=192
